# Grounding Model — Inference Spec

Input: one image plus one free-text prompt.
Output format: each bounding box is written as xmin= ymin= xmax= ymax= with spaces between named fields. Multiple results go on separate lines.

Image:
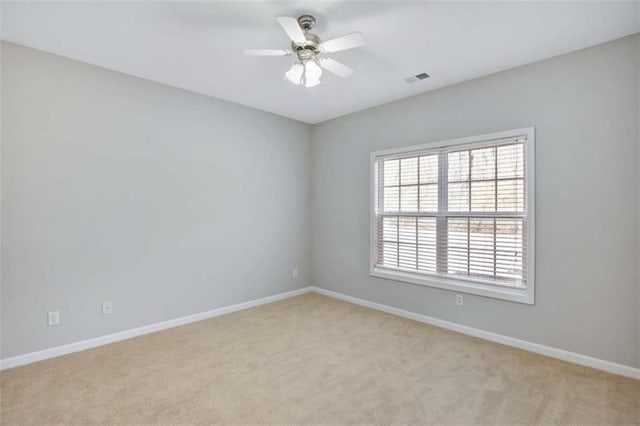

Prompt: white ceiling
xmin=1 ymin=1 xmax=639 ymax=124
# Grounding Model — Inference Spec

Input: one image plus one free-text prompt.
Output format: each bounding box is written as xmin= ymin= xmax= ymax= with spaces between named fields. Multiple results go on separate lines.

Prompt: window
xmin=371 ymin=128 xmax=535 ymax=304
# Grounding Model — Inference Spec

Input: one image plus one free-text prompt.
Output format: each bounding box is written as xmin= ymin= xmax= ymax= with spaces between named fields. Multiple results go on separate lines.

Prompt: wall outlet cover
xmin=48 ymin=311 xmax=60 ymax=326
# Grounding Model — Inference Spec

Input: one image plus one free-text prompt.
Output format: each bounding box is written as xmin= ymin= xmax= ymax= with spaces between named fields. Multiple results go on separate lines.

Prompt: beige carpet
xmin=1 ymin=293 xmax=638 ymax=425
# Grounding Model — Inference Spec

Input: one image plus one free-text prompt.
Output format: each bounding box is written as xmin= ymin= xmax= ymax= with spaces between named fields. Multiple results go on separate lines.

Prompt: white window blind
xmin=371 ymin=128 xmax=534 ymax=304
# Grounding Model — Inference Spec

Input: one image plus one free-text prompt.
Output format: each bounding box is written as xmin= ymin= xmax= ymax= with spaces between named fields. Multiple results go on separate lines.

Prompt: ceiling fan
xmin=244 ymin=15 xmax=365 ymax=88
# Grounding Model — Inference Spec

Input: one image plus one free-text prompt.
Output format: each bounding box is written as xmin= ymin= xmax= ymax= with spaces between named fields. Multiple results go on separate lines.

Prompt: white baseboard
xmin=310 ymin=286 xmax=640 ymax=380
xmin=0 ymin=287 xmax=313 ymax=371
xmin=2 ymin=285 xmax=638 ymax=380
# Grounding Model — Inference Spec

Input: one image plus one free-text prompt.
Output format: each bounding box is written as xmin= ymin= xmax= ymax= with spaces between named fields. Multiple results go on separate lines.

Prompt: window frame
xmin=370 ymin=127 xmax=535 ymax=304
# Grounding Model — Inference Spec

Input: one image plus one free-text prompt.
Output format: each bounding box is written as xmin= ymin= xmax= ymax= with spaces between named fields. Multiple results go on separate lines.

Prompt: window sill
xmin=370 ymin=266 xmax=534 ymax=305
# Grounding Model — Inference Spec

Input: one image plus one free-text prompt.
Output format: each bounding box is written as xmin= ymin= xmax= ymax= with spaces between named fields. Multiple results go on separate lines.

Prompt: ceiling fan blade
xmin=244 ymin=49 xmax=292 ymax=56
xmin=275 ymin=16 xmax=307 ymax=44
xmin=320 ymin=32 xmax=365 ymax=53
xmin=319 ymin=57 xmax=354 ymax=78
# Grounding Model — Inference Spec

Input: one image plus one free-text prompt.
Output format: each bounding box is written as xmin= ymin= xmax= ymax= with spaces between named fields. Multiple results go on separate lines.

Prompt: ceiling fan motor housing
xmin=292 ymin=36 xmax=320 ymax=61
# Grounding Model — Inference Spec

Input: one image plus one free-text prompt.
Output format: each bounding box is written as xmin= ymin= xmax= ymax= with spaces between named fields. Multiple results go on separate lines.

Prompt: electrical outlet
xmin=102 ymin=300 xmax=113 ymax=315
xmin=48 ymin=311 xmax=60 ymax=326
xmin=456 ymin=294 xmax=464 ymax=306
xmin=292 ymin=268 xmax=299 ymax=278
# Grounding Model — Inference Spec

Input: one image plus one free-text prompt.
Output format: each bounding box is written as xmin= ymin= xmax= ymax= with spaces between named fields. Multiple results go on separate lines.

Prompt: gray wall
xmin=1 ymin=42 xmax=312 ymax=359
xmin=637 ymin=36 xmax=640 ymax=368
xmin=3 ymin=35 xmax=639 ymax=369
xmin=311 ymin=34 xmax=640 ymax=368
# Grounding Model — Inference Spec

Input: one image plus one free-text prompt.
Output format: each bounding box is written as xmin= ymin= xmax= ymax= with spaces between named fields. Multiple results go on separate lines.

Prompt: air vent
xmin=405 ymin=72 xmax=430 ymax=83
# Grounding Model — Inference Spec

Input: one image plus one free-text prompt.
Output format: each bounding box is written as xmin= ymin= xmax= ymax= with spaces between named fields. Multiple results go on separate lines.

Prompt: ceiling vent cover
xmin=405 ymin=73 xmax=430 ymax=83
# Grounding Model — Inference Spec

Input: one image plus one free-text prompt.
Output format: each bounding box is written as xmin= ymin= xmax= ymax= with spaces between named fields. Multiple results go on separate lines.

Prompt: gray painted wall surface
xmin=637 ymin=35 xmax=640 ymax=368
xmin=1 ymin=42 xmax=312 ymax=358
xmin=2 ymin=35 xmax=639 ymax=368
xmin=311 ymin=34 xmax=640 ymax=368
